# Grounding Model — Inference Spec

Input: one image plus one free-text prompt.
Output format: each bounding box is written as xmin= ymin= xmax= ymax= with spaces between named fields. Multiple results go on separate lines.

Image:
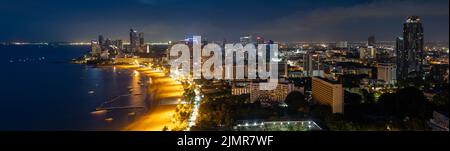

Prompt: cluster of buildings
xmin=84 ymin=16 xmax=447 ymax=119
xmin=276 ymin=16 xmax=447 ymax=115
xmin=186 ymin=16 xmax=447 ymax=116
xmin=395 ymin=16 xmax=449 ymax=83
xmin=88 ymin=29 xmax=156 ymax=62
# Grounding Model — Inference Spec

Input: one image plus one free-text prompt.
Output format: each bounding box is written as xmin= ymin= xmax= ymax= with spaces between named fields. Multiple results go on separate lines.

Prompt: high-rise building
xmin=368 ymin=35 xmax=376 ymax=47
xmin=396 ymin=16 xmax=425 ymax=81
xmin=377 ymin=63 xmax=397 ymax=85
xmin=129 ymin=29 xmax=139 ymax=53
xmin=139 ymin=32 xmax=145 ymax=45
xmin=90 ymin=40 xmax=101 ymax=57
xmin=138 ymin=32 xmax=146 ymax=53
xmin=98 ymin=35 xmax=104 ymax=47
xmin=395 ymin=36 xmax=404 ymax=76
xmin=303 ymin=52 xmax=323 ymax=77
xmin=304 ymin=51 xmax=314 ymax=76
xmin=114 ymin=40 xmax=123 ymax=50
xmin=311 ymin=77 xmax=343 ymax=114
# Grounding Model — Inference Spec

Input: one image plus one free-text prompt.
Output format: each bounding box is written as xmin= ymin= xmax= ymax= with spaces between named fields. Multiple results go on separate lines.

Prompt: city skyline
xmin=1 ymin=0 xmax=449 ymax=42
xmin=1 ymin=1 xmax=449 ymax=149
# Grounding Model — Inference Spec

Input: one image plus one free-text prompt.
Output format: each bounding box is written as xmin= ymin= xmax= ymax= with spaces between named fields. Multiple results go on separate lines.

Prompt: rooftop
xmin=312 ymin=76 xmax=341 ymax=85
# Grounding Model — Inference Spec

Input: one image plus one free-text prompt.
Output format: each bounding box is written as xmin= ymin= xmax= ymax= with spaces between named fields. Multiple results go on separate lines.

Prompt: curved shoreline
xmin=115 ymin=65 xmax=183 ymax=131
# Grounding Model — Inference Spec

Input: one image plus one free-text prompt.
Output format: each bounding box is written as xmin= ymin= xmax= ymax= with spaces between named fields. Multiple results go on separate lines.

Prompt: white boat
xmin=104 ymin=117 xmax=113 ymax=122
xmin=90 ymin=110 xmax=107 ymax=115
xmin=88 ymin=90 xmax=95 ymax=94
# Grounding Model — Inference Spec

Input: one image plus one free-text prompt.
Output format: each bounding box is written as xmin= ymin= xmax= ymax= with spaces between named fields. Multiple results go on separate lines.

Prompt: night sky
xmin=1 ymin=0 xmax=448 ymax=42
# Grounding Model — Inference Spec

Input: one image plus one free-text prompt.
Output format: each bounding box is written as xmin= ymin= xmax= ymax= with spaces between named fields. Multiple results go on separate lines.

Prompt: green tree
xmin=395 ymin=87 xmax=432 ymax=119
xmin=284 ymin=91 xmax=308 ymax=114
xmin=345 ymin=91 xmax=363 ymax=105
xmin=379 ymin=87 xmax=432 ymax=120
xmin=378 ymin=92 xmax=396 ymax=115
xmin=361 ymin=89 xmax=375 ymax=104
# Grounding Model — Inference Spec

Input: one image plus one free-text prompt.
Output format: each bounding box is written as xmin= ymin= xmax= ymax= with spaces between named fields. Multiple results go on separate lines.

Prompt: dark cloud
xmin=254 ymin=0 xmax=449 ymax=41
xmin=0 ymin=0 xmax=448 ymax=42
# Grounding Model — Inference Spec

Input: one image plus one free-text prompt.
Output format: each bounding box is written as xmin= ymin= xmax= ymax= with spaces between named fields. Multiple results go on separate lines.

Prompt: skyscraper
xmin=303 ymin=52 xmax=322 ymax=77
xmin=395 ymin=36 xmax=404 ymax=79
xmin=396 ymin=16 xmax=424 ymax=81
xmin=138 ymin=32 xmax=146 ymax=53
xmin=98 ymin=35 xmax=104 ymax=47
xmin=90 ymin=40 xmax=101 ymax=57
xmin=139 ymin=32 xmax=144 ymax=44
xmin=304 ymin=51 xmax=314 ymax=76
xmin=129 ymin=29 xmax=139 ymax=53
xmin=368 ymin=35 xmax=376 ymax=47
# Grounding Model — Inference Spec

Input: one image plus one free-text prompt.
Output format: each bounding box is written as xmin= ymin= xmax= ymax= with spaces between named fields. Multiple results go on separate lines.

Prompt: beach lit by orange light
xmin=117 ymin=65 xmax=184 ymax=131
xmin=124 ymin=105 xmax=176 ymax=131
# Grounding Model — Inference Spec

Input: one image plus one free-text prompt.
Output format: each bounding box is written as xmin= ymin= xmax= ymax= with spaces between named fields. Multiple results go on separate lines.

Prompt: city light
xmin=1 ymin=1 xmax=449 ymax=149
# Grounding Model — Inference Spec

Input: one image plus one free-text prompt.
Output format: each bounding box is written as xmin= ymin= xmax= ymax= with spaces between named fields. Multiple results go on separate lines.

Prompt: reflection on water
xmin=89 ymin=67 xmax=149 ymax=129
xmin=0 ymin=45 xmax=158 ymax=130
xmin=88 ymin=65 xmax=187 ymax=130
xmin=0 ymin=45 xmax=187 ymax=131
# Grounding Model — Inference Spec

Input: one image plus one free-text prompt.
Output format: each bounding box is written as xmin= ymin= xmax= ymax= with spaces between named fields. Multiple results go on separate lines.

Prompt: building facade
xmin=311 ymin=77 xmax=344 ymax=114
xmin=359 ymin=46 xmax=376 ymax=60
xmin=129 ymin=29 xmax=138 ymax=53
xmin=377 ymin=63 xmax=397 ymax=85
xmin=396 ymin=16 xmax=425 ymax=81
xmin=232 ymin=82 xmax=294 ymax=103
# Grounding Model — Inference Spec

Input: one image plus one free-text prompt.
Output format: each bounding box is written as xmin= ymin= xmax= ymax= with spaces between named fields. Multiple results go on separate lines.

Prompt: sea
xmin=0 ymin=45 xmax=149 ymax=130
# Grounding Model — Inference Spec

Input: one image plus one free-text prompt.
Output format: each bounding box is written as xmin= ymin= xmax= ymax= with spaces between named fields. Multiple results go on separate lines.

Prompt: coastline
xmin=114 ymin=65 xmax=183 ymax=131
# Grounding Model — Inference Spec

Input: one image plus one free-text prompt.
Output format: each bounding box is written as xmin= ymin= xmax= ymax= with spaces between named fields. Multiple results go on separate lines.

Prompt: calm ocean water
xmin=0 ymin=45 xmax=148 ymax=130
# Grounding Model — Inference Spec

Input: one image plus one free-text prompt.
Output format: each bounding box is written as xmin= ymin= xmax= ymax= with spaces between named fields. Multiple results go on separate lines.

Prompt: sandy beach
xmin=116 ymin=65 xmax=184 ymax=131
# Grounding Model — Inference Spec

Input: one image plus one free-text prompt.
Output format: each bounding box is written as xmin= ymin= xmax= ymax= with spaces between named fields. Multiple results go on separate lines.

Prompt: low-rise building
xmin=232 ymin=82 xmax=294 ymax=103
